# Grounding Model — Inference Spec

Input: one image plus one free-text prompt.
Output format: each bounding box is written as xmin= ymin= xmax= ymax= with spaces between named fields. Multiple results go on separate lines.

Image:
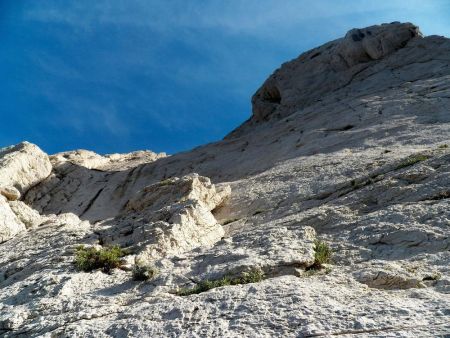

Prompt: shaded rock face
xmin=250 ymin=22 xmax=421 ymax=123
xmin=1 ymin=22 xmax=450 ymax=337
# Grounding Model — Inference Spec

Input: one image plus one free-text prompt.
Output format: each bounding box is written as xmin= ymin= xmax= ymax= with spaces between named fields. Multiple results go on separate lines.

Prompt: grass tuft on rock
xmin=159 ymin=178 xmax=175 ymax=186
xmin=307 ymin=240 xmax=332 ymax=271
xmin=132 ymin=263 xmax=158 ymax=281
xmin=75 ymin=245 xmax=125 ymax=273
xmin=176 ymin=268 xmax=265 ymax=296
xmin=396 ymin=154 xmax=429 ymax=170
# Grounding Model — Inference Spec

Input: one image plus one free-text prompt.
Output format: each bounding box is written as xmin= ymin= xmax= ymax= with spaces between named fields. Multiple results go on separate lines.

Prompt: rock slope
xmin=0 ymin=22 xmax=449 ymax=337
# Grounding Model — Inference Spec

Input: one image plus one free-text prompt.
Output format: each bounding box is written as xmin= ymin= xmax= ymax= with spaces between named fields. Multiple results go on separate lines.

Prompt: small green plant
xmin=159 ymin=178 xmax=174 ymax=186
xmin=438 ymin=144 xmax=448 ymax=149
xmin=176 ymin=268 xmax=265 ymax=296
xmin=239 ymin=268 xmax=265 ymax=284
xmin=132 ymin=263 xmax=158 ymax=281
xmin=75 ymin=245 xmax=125 ymax=273
xmin=396 ymin=154 xmax=429 ymax=170
xmin=308 ymin=240 xmax=332 ymax=270
xmin=177 ymin=277 xmax=231 ymax=296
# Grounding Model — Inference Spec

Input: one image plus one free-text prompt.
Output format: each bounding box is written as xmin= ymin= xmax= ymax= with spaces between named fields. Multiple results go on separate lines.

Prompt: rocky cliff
xmin=0 ymin=22 xmax=449 ymax=337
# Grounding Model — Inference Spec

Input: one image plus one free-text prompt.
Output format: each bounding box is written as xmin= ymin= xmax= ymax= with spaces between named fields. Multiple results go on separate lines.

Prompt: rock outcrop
xmin=0 ymin=142 xmax=51 ymax=195
xmin=50 ymin=149 xmax=166 ymax=171
xmin=101 ymin=174 xmax=230 ymax=261
xmin=0 ymin=142 xmax=51 ymax=242
xmin=0 ymin=196 xmax=26 ymax=243
xmin=250 ymin=22 xmax=422 ymax=123
xmin=1 ymin=22 xmax=449 ymax=337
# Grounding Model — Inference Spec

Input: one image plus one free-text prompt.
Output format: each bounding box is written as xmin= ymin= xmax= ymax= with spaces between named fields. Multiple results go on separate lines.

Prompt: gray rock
xmin=248 ymin=22 xmax=422 ymax=123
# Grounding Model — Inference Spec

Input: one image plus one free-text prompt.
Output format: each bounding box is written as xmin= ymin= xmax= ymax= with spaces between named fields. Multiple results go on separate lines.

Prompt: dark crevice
xmin=80 ymin=188 xmax=104 ymax=217
xmin=419 ymin=191 xmax=450 ymax=201
xmin=262 ymin=85 xmax=281 ymax=104
xmin=324 ymin=125 xmax=354 ymax=132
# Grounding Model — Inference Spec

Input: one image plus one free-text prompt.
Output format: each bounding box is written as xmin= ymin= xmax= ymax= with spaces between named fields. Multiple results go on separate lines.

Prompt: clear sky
xmin=1 ymin=1 xmax=449 ymax=155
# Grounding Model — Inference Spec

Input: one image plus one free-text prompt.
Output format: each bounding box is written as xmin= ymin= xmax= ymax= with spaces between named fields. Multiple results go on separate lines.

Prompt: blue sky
xmin=1 ymin=1 xmax=449 ymax=155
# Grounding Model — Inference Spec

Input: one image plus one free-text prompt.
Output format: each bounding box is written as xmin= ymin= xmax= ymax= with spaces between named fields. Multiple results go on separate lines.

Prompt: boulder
xmin=0 ymin=142 xmax=52 ymax=194
xmin=0 ymin=196 xmax=26 ymax=243
xmin=101 ymin=174 xmax=231 ymax=261
xmin=8 ymin=201 xmax=43 ymax=229
xmin=0 ymin=142 xmax=51 ymax=242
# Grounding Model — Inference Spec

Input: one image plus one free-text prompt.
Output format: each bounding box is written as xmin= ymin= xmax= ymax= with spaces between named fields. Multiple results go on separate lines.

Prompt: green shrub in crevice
xmin=306 ymin=240 xmax=332 ymax=271
xmin=176 ymin=268 xmax=265 ymax=296
xmin=159 ymin=178 xmax=175 ymax=186
xmin=132 ymin=263 xmax=159 ymax=281
xmin=75 ymin=245 xmax=125 ymax=273
xmin=396 ymin=154 xmax=430 ymax=170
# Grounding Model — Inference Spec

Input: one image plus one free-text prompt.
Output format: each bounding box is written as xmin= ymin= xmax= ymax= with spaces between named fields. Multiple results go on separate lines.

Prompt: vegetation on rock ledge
xmin=75 ymin=245 xmax=125 ymax=273
xmin=308 ymin=240 xmax=332 ymax=271
xmin=132 ymin=262 xmax=159 ymax=281
xmin=396 ymin=154 xmax=429 ymax=170
xmin=177 ymin=268 xmax=265 ymax=296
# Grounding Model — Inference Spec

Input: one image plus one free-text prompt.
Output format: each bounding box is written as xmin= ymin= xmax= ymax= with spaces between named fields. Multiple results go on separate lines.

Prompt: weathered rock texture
xmin=0 ymin=142 xmax=51 ymax=195
xmin=0 ymin=142 xmax=50 ymax=243
xmin=249 ymin=22 xmax=422 ymax=123
xmin=101 ymin=174 xmax=230 ymax=261
xmin=50 ymin=149 xmax=166 ymax=171
xmin=1 ymin=22 xmax=449 ymax=337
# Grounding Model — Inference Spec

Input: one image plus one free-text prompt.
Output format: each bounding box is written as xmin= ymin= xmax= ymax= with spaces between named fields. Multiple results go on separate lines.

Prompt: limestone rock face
xmin=0 ymin=196 xmax=26 ymax=243
xmin=101 ymin=174 xmax=230 ymax=261
xmin=250 ymin=22 xmax=421 ymax=123
xmin=1 ymin=22 xmax=450 ymax=337
xmin=8 ymin=201 xmax=43 ymax=229
xmin=175 ymin=225 xmax=317 ymax=283
xmin=0 ymin=142 xmax=51 ymax=194
xmin=0 ymin=142 xmax=50 ymax=242
xmin=50 ymin=149 xmax=166 ymax=171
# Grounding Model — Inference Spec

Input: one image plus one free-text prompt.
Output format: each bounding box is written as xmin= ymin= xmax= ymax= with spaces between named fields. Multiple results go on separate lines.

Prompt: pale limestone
xmin=0 ymin=142 xmax=51 ymax=193
xmin=50 ymin=148 xmax=166 ymax=171
xmin=0 ymin=196 xmax=25 ymax=243
xmin=101 ymin=174 xmax=230 ymax=261
xmin=8 ymin=201 xmax=43 ymax=229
